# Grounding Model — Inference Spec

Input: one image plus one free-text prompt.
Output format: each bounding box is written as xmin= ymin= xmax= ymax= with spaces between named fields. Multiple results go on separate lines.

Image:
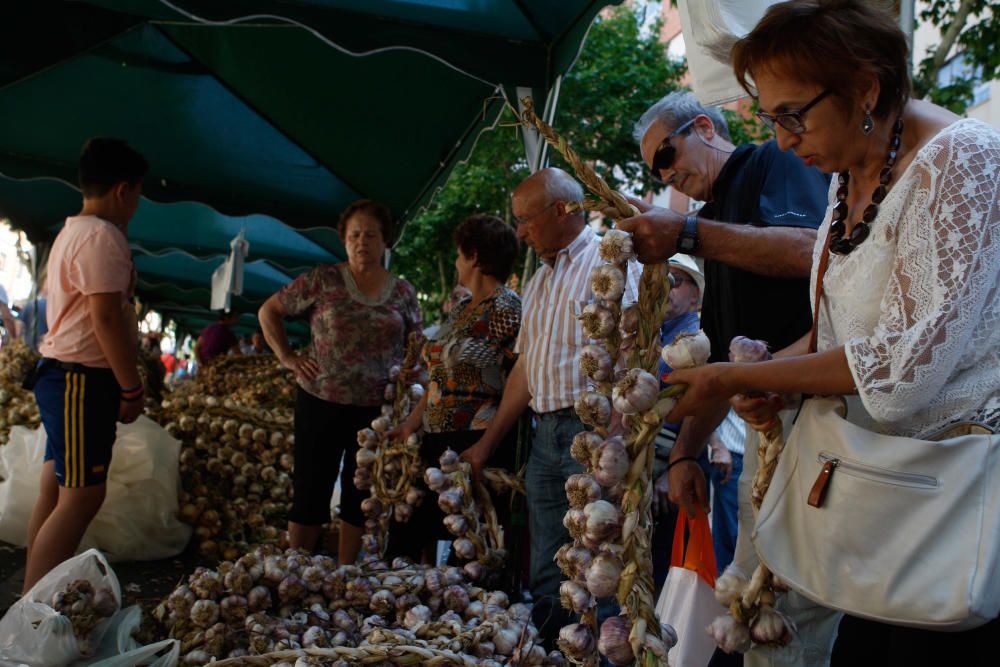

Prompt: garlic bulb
xmin=393 ymin=503 xmax=413 ymax=523
xmin=191 ymin=599 xmax=220 ymax=628
xmin=369 ymin=589 xmax=396 ymax=615
xmin=611 ymin=368 xmax=659 ymax=415
xmin=582 ymin=500 xmax=622 ymax=547
xmin=437 ymin=489 xmax=464 ymax=514
xmin=584 ymin=549 xmax=623 ymax=598
xmin=443 ymin=514 xmax=469 ymax=536
xmin=562 ymin=508 xmax=587 ymax=541
xmin=707 ymin=614 xmax=752 ymax=654
xmin=493 ymin=627 xmax=520 ymax=656
xmin=371 ymin=416 xmax=391 ymax=433
xmin=404 ymin=486 xmax=425 ymax=507
xmin=579 ymin=345 xmax=614 ymax=382
xmin=564 ymin=473 xmax=602 ymax=509
xmin=559 ymin=580 xmax=594 ymax=614
xmin=463 ymin=561 xmax=484 ymax=581
xmin=618 ymin=304 xmax=640 ymax=337
xmin=355 ymin=447 xmax=377 ymax=468
xmin=597 ymin=615 xmax=634 ymax=666
xmin=439 ymin=449 xmax=461 ymax=473
xmin=353 ymin=466 xmax=373 ymax=490
xmin=452 ymin=537 xmax=477 ymax=561
xmin=750 ymin=606 xmax=795 ymax=646
xmin=556 ymin=544 xmax=594 ymax=582
xmin=662 ymin=330 xmax=712 ymax=369
xmin=574 ymin=392 xmax=612 ymax=428
xmin=424 ymin=467 xmax=448 ymax=492
xmin=571 ymin=431 xmax=603 ymax=467
xmin=443 ymin=585 xmax=470 ymax=612
xmin=598 ymin=229 xmax=636 ymax=264
xmin=404 ymin=604 xmax=432 ymax=630
xmin=360 ymin=497 xmax=383 ymax=519
xmin=729 ymin=335 xmax=771 ymax=363
xmin=592 ymin=437 xmax=629 ymax=487
xmin=714 ymin=565 xmax=748 ymax=606
xmin=579 ymin=302 xmax=617 ymax=340
xmin=590 ymin=265 xmax=627 ymax=302
xmin=558 ymin=623 xmax=596 ymax=661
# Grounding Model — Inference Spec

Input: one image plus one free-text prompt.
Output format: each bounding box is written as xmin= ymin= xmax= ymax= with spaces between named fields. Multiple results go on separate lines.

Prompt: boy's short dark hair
xmin=453 ymin=214 xmax=519 ymax=281
xmin=78 ymin=137 xmax=149 ymax=198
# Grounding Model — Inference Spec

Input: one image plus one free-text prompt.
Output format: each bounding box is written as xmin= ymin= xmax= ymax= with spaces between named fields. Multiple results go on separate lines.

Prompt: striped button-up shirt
xmin=516 ymin=227 xmax=641 ymax=413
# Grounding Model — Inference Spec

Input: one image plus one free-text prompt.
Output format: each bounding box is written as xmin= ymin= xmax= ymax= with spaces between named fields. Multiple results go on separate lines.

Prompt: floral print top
xmin=423 ymin=286 xmax=521 ymax=432
xmin=278 ymin=263 xmax=422 ymax=406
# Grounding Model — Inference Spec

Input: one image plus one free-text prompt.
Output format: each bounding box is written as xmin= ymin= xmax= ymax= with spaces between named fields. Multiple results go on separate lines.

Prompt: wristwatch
xmin=676 ymin=215 xmax=699 ymax=254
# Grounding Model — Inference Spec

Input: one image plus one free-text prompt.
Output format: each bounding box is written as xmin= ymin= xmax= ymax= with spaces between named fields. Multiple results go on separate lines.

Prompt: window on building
xmin=937 ymin=52 xmax=990 ymax=108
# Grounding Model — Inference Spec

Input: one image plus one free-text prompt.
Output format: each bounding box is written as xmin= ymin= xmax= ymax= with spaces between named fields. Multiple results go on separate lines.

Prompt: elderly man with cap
xmin=621 ymin=91 xmax=834 ymax=666
xmin=465 ymin=167 xmax=641 ymax=646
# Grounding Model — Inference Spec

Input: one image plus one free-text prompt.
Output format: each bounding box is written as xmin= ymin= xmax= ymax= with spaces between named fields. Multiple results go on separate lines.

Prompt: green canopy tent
xmin=0 ymin=0 xmax=620 ymax=321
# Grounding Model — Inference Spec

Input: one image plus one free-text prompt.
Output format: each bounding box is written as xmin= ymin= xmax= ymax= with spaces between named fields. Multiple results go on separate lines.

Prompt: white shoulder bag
xmin=752 ymin=231 xmax=1000 ymax=630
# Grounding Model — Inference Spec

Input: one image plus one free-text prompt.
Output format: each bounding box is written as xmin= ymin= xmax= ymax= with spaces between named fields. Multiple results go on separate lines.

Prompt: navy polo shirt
xmin=697 ymin=140 xmax=830 ymax=362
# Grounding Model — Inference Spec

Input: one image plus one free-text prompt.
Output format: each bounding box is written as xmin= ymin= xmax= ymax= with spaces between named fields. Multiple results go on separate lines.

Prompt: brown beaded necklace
xmin=829 ymin=117 xmax=904 ymax=255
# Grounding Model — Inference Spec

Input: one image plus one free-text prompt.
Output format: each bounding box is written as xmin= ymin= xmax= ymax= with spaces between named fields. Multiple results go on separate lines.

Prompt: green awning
xmin=0 ymin=0 xmax=619 ymax=320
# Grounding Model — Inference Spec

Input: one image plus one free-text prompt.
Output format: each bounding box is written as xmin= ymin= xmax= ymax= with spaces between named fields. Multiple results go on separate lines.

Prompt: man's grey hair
xmin=633 ymin=91 xmax=732 ymax=144
xmin=539 ymin=168 xmax=585 ymax=218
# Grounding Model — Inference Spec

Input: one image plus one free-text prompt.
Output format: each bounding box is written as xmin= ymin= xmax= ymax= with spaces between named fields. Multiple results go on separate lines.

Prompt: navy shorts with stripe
xmin=34 ymin=362 xmax=120 ymax=488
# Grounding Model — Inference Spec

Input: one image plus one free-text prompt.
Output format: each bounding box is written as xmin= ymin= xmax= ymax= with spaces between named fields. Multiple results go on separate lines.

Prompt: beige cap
xmin=668 ymin=253 xmax=705 ymax=302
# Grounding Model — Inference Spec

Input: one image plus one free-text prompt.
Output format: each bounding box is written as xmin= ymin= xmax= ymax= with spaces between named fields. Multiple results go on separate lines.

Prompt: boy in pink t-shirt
xmin=25 ymin=138 xmax=148 ymax=593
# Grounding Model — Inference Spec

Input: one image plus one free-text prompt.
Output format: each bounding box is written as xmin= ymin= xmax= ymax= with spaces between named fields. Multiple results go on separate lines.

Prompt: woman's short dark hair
xmin=338 ymin=199 xmax=395 ymax=244
xmin=78 ymin=137 xmax=149 ymax=197
xmin=731 ymin=0 xmax=911 ymax=120
xmin=453 ymin=214 xmax=519 ymax=281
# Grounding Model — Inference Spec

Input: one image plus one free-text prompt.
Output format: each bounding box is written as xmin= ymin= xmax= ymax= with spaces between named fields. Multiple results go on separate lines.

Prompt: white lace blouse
xmin=812 ymin=118 xmax=1000 ymax=438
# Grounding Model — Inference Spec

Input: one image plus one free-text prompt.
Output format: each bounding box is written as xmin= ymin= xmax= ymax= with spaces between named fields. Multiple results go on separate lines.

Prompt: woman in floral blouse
xmin=259 ymin=199 xmax=421 ymax=563
xmin=388 ymin=214 xmax=521 ymax=561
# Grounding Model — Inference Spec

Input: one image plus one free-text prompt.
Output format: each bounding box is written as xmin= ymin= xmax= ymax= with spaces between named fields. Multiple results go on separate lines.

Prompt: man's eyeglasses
xmin=669 ymin=272 xmax=693 ymax=287
xmin=513 ymin=201 xmax=556 ymax=226
xmin=649 ymin=117 xmax=698 ymax=184
xmin=755 ymin=89 xmax=831 ymax=135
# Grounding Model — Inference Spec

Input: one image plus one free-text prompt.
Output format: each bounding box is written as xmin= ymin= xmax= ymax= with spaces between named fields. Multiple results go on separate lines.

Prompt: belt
xmin=536 ymin=406 xmax=577 ymax=419
xmin=41 ymin=358 xmax=107 ymax=373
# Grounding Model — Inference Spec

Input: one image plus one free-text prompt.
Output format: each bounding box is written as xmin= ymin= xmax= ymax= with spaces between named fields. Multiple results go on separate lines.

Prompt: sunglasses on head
xmin=649 ymin=117 xmax=698 ymax=184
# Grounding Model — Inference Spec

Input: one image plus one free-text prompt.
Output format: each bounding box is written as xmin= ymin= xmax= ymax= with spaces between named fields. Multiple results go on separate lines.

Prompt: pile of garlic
xmin=356 ymin=332 xmax=427 ymax=559
xmin=195 ymin=354 xmax=297 ymax=411
xmin=152 ymin=545 xmax=566 ymax=666
xmin=0 ymin=339 xmax=41 ymax=444
xmin=50 ymin=579 xmax=119 ymax=656
xmin=159 ymin=372 xmax=296 ymax=560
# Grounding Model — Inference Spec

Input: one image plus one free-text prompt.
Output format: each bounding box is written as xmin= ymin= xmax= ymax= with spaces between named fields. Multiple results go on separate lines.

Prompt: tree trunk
xmin=922 ymin=0 xmax=977 ymax=94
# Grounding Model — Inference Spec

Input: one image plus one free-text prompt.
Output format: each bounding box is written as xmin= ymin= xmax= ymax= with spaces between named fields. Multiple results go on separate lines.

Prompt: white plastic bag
xmin=656 ymin=513 xmax=723 ymax=667
xmin=0 ymin=417 xmax=191 ymax=561
xmin=0 ymin=549 xmax=121 ymax=666
xmin=84 ymin=606 xmax=179 ymax=667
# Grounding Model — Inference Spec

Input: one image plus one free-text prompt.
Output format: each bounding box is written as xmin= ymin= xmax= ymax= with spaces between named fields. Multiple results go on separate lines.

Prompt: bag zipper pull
xmin=808 ymin=459 xmax=838 ymax=508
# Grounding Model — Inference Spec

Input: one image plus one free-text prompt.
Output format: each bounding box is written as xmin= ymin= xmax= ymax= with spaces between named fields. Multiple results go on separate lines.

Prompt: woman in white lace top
xmin=659 ymin=0 xmax=1000 ymax=662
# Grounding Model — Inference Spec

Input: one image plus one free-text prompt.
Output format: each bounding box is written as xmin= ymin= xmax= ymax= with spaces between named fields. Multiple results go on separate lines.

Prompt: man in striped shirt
xmin=461 ymin=167 xmax=640 ymax=644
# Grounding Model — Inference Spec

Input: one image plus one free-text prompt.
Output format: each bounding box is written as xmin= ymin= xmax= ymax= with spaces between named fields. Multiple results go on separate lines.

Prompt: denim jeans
xmin=708 ymin=451 xmax=743 ymax=575
xmin=526 ymin=408 xmax=587 ymax=603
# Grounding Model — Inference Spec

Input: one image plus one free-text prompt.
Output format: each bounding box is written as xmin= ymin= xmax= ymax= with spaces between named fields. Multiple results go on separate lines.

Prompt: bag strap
xmin=808 ymin=223 xmax=837 ymax=354
xmin=670 ymin=511 xmax=717 ymax=588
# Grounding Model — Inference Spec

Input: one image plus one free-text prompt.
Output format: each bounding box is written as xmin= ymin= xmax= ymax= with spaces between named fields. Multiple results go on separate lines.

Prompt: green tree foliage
xmin=393 ymin=7 xmax=686 ymax=320
xmin=914 ymin=0 xmax=999 ymax=113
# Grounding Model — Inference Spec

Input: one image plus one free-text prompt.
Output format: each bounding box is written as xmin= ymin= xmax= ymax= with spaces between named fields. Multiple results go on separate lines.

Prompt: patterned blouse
xmin=423 ymin=286 xmax=521 ymax=433
xmin=278 ymin=263 xmax=422 ymax=406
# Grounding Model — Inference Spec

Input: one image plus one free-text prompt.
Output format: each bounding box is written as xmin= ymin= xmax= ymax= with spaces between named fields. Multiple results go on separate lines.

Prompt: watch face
xmin=679 ymin=236 xmax=696 ymax=252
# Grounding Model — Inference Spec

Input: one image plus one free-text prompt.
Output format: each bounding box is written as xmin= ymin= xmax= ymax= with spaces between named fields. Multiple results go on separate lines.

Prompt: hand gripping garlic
xmin=707 ymin=614 xmax=752 ymax=654
xmin=565 ymin=473 xmax=602 ymax=509
xmin=598 ymin=229 xmax=636 ymax=264
xmin=662 ymin=330 xmax=712 ymax=369
xmin=579 ymin=302 xmax=617 ymax=340
xmin=579 ymin=344 xmax=614 ymax=382
xmin=598 ymin=615 xmax=634 ymax=666
xmin=592 ymin=436 xmax=629 ymax=487
xmin=590 ymin=265 xmax=627 ymax=302
xmin=612 ymin=368 xmax=659 ymax=414
xmin=575 ymin=391 xmax=612 ymax=428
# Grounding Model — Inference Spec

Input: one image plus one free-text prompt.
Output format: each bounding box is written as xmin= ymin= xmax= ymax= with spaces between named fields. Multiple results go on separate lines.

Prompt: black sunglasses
xmin=756 ymin=89 xmax=832 ymax=134
xmin=649 ymin=117 xmax=698 ymax=184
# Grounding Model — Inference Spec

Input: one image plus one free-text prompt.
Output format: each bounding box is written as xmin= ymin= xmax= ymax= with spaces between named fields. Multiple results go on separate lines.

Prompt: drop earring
xmin=861 ymin=108 xmax=874 ymax=135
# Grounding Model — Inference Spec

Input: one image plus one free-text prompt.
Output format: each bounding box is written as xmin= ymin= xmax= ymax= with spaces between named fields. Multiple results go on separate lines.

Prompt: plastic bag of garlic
xmin=150 ymin=545 xmax=569 ymax=666
xmin=0 ymin=417 xmax=191 ymax=561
